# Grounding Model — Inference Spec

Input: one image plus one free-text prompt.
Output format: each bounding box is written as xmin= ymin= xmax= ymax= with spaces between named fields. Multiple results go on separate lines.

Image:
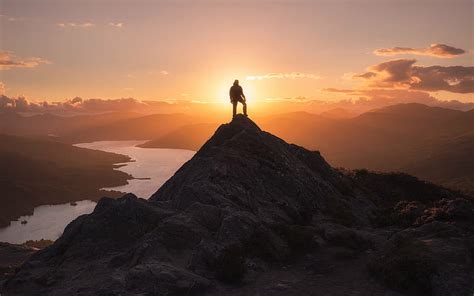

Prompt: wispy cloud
xmin=322 ymin=88 xmax=356 ymax=93
xmin=147 ymin=70 xmax=169 ymax=76
xmin=108 ymin=22 xmax=123 ymax=28
xmin=0 ymin=15 xmax=26 ymax=22
xmin=246 ymin=72 xmax=321 ymax=81
xmin=0 ymin=51 xmax=50 ymax=70
xmin=374 ymin=44 xmax=466 ymax=58
xmin=264 ymin=96 xmax=309 ymax=102
xmin=57 ymin=22 xmax=95 ymax=28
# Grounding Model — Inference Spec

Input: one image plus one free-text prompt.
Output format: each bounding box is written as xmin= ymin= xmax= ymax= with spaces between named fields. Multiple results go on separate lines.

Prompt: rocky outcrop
xmin=3 ymin=115 xmax=473 ymax=296
xmin=0 ymin=243 xmax=37 ymax=286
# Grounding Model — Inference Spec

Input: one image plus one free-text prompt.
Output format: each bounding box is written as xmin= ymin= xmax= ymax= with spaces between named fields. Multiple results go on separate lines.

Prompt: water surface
xmin=0 ymin=201 xmax=97 ymax=244
xmin=76 ymin=140 xmax=195 ymax=198
xmin=0 ymin=141 xmax=195 ymax=243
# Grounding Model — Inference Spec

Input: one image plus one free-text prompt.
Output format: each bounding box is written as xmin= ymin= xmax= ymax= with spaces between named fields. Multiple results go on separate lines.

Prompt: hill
xmin=320 ymin=108 xmax=357 ymax=119
xmin=402 ymin=132 xmax=474 ymax=195
xmin=137 ymin=122 xmax=220 ymax=150
xmin=3 ymin=116 xmax=473 ymax=295
xmin=60 ymin=113 xmax=212 ymax=143
xmin=0 ymin=112 xmax=141 ymax=138
xmin=0 ymin=134 xmax=132 ymax=227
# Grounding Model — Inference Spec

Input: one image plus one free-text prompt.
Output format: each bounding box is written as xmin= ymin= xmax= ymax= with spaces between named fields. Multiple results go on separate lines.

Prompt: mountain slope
xmin=3 ymin=116 xmax=473 ymax=296
xmin=61 ymin=113 xmax=204 ymax=143
xmin=150 ymin=115 xmax=374 ymax=226
xmin=0 ymin=112 xmax=141 ymax=138
xmin=138 ymin=123 xmax=219 ymax=151
xmin=403 ymin=132 xmax=474 ymax=195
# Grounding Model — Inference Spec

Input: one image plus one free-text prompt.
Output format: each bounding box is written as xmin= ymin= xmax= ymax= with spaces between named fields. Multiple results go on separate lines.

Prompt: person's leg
xmin=232 ymin=101 xmax=237 ymax=117
xmin=242 ymin=100 xmax=247 ymax=116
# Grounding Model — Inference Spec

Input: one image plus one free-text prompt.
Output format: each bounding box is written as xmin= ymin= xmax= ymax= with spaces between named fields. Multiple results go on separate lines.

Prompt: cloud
xmin=246 ymin=72 xmax=321 ymax=81
xmin=353 ymin=59 xmax=474 ymax=94
xmin=0 ymin=82 xmax=5 ymax=95
xmin=57 ymin=22 xmax=95 ymax=28
xmin=1 ymin=91 xmax=472 ymax=116
xmin=108 ymin=22 xmax=123 ymax=28
xmin=0 ymin=96 xmax=155 ymax=113
xmin=320 ymin=88 xmax=474 ymax=111
xmin=57 ymin=22 xmax=124 ymax=29
xmin=374 ymin=44 xmax=466 ymax=58
xmin=0 ymin=15 xmax=26 ymax=22
xmin=0 ymin=96 xmax=215 ymax=115
xmin=0 ymin=51 xmax=50 ymax=70
xmin=146 ymin=70 xmax=169 ymax=76
xmin=306 ymin=89 xmax=474 ymax=113
xmin=322 ymin=88 xmax=356 ymax=93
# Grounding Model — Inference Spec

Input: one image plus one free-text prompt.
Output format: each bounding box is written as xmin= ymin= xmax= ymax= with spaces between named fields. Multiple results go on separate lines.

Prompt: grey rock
xmin=3 ymin=115 xmax=472 ymax=296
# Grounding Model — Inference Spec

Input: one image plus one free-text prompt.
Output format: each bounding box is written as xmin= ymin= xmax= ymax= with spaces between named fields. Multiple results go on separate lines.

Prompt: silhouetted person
xmin=229 ymin=80 xmax=247 ymax=118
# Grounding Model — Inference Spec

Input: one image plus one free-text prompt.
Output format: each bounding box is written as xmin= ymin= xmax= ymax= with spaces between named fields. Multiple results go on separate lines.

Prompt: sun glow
xmin=215 ymin=78 xmax=258 ymax=103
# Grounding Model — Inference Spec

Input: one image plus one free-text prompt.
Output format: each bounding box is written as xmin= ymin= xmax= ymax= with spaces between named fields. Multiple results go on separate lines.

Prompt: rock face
xmin=3 ymin=115 xmax=474 ymax=296
xmin=0 ymin=243 xmax=36 ymax=286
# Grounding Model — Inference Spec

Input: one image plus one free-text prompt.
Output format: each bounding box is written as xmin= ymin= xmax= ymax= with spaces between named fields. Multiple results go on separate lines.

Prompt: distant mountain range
xmin=262 ymin=104 xmax=473 ymax=192
xmin=1 ymin=103 xmax=472 ymax=195
xmin=139 ymin=104 xmax=474 ymax=194
xmin=0 ymin=111 xmax=140 ymax=138
xmin=0 ymin=134 xmax=132 ymax=227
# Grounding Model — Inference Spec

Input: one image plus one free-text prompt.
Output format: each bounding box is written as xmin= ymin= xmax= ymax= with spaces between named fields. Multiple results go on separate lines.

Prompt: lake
xmin=0 ymin=141 xmax=195 ymax=244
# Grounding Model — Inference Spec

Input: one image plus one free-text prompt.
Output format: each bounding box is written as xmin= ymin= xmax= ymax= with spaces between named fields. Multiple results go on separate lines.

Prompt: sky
xmin=0 ymin=0 xmax=473 ymax=111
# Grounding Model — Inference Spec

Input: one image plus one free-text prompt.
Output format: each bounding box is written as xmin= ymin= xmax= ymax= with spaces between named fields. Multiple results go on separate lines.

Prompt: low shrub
xmin=368 ymin=237 xmax=437 ymax=294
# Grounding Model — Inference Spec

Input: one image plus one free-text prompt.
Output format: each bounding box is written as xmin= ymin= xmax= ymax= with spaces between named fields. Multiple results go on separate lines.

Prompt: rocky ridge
xmin=3 ymin=115 xmax=473 ymax=296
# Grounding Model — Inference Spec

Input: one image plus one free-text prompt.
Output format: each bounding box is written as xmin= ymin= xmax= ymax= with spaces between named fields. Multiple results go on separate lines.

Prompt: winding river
xmin=0 ymin=141 xmax=195 ymax=244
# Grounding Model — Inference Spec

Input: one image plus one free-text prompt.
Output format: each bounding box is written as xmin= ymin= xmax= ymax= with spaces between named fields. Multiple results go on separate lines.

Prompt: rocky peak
xmin=151 ymin=114 xmax=370 ymax=226
xmin=3 ymin=117 xmax=473 ymax=296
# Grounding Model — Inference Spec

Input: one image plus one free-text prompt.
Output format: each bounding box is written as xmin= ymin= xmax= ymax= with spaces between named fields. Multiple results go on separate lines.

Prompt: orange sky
xmin=0 ymin=0 xmax=472 ymax=108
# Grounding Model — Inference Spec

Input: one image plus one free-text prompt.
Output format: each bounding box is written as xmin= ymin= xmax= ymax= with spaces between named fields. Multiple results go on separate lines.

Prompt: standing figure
xmin=229 ymin=79 xmax=247 ymax=118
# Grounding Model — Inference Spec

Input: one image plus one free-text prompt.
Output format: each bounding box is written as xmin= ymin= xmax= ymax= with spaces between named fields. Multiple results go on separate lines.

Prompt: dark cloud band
xmin=374 ymin=44 xmax=466 ymax=58
xmin=354 ymin=59 xmax=474 ymax=94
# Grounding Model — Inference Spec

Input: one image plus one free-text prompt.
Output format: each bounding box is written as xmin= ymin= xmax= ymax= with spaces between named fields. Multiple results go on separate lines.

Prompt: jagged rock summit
xmin=151 ymin=114 xmax=373 ymax=226
xmin=3 ymin=115 xmax=474 ymax=296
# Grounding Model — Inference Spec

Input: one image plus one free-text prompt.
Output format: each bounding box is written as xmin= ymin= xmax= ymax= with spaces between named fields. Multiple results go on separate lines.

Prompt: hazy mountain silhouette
xmin=138 ymin=122 xmax=219 ymax=150
xmin=402 ymin=131 xmax=474 ymax=194
xmin=61 ymin=113 xmax=209 ymax=143
xmin=140 ymin=103 xmax=474 ymax=193
xmin=3 ymin=116 xmax=472 ymax=295
xmin=0 ymin=111 xmax=213 ymax=145
xmin=0 ymin=112 xmax=141 ymax=138
xmin=320 ymin=107 xmax=357 ymax=119
xmin=0 ymin=134 xmax=132 ymax=227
